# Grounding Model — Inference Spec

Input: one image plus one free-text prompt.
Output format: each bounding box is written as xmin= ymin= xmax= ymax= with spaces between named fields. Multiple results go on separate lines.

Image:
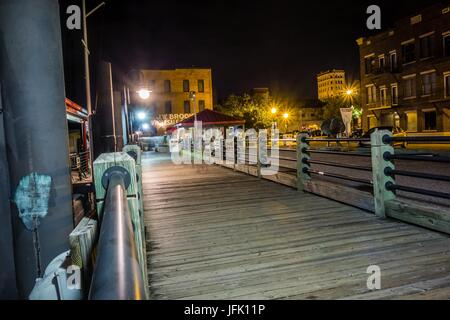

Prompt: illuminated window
xmin=366 ymin=85 xmax=376 ymax=104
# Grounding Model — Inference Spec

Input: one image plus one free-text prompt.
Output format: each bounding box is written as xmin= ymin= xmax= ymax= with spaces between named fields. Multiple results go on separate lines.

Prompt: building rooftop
xmin=317 ymin=69 xmax=345 ymax=77
xmin=169 ymin=109 xmax=245 ymax=129
xmin=356 ymin=3 xmax=449 ymax=45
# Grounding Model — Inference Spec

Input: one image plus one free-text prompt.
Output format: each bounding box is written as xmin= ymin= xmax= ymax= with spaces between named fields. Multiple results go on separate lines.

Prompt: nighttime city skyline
xmin=2 ymin=0 xmax=450 ymax=309
xmin=82 ymin=0 xmax=433 ymax=100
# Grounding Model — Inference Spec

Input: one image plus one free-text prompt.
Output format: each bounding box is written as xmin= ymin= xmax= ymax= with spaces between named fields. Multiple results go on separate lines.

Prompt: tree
xmin=322 ymin=97 xmax=346 ymax=120
xmin=216 ymin=93 xmax=274 ymax=129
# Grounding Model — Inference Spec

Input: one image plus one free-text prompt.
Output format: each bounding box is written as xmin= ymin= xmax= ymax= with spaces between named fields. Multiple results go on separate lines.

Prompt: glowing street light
xmin=283 ymin=112 xmax=289 ymax=119
xmin=137 ymin=88 xmax=151 ymax=100
xmin=142 ymin=123 xmax=150 ymax=130
xmin=137 ymin=111 xmax=147 ymax=120
xmin=271 ymin=107 xmax=277 ymax=114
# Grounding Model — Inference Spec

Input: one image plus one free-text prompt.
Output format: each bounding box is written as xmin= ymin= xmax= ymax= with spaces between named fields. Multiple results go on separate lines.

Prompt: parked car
xmin=359 ymin=126 xmax=407 ymax=148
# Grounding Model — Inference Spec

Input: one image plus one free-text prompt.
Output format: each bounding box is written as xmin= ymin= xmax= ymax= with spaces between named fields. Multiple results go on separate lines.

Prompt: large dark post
xmin=92 ymin=61 xmax=117 ymax=157
xmin=0 ymin=0 xmax=73 ymax=298
xmin=0 ymin=84 xmax=18 ymax=299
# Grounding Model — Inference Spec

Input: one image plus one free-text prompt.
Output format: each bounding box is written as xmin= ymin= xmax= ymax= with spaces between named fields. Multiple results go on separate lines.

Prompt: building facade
xmin=357 ymin=4 xmax=450 ymax=134
xmin=129 ymin=68 xmax=214 ymax=135
xmin=317 ymin=69 xmax=346 ymax=100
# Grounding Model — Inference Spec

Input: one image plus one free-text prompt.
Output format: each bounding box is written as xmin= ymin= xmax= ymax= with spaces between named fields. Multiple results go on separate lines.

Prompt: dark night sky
xmin=63 ymin=0 xmax=439 ymax=104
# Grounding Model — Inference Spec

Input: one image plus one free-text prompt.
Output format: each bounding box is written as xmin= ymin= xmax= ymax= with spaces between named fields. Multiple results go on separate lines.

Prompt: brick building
xmin=128 ymin=68 xmax=214 ymax=135
xmin=357 ymin=4 xmax=450 ymax=133
xmin=317 ymin=69 xmax=346 ymax=100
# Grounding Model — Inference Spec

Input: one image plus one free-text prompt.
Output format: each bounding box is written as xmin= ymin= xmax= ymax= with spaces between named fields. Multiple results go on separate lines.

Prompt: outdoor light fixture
xmin=271 ymin=107 xmax=277 ymax=114
xmin=137 ymin=112 xmax=147 ymax=120
xmin=137 ymin=88 xmax=151 ymax=100
xmin=142 ymin=123 xmax=150 ymax=130
xmin=283 ymin=113 xmax=289 ymax=119
xmin=346 ymin=89 xmax=354 ymax=96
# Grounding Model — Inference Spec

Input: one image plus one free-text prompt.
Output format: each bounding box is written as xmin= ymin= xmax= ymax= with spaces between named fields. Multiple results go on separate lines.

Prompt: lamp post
xmin=128 ymin=88 xmax=151 ymax=143
xmin=189 ymin=91 xmax=197 ymax=122
xmin=283 ymin=112 xmax=289 ymax=133
xmin=82 ymin=0 xmax=105 ymax=174
xmin=343 ymin=87 xmax=357 ymax=136
xmin=271 ymin=107 xmax=277 ymax=132
xmin=189 ymin=91 xmax=198 ymax=161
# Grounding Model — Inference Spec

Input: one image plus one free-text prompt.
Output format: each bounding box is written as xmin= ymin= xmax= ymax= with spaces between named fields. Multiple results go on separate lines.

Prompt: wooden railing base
xmin=385 ymin=199 xmax=450 ymax=234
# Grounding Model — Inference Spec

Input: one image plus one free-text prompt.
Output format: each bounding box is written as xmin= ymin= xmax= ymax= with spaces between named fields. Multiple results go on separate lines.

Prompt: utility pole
xmin=82 ymin=0 xmax=105 ymax=172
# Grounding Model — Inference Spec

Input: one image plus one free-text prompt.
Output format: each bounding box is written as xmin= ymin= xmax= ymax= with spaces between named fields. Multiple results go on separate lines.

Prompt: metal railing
xmin=300 ymin=135 xmax=374 ymax=186
xmin=70 ymin=151 xmax=91 ymax=182
xmin=210 ymin=130 xmax=450 ymax=233
xmin=89 ymin=168 xmax=146 ymax=300
xmin=378 ymin=133 xmax=450 ymax=202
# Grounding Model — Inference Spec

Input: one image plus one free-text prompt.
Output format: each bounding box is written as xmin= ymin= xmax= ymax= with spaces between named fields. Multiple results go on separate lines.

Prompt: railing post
xmin=256 ymin=135 xmax=261 ymax=178
xmin=93 ymin=152 xmax=148 ymax=291
xmin=258 ymin=130 xmax=268 ymax=177
xmin=370 ymin=129 xmax=396 ymax=217
xmin=297 ymin=133 xmax=311 ymax=191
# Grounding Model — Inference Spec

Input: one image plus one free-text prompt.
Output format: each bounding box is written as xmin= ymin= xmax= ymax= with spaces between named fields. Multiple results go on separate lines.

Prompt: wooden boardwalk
xmin=142 ymin=152 xmax=450 ymax=300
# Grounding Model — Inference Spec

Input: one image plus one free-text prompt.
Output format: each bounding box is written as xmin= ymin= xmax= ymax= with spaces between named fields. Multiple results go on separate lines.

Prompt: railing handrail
xmin=305 ymin=138 xmax=370 ymax=142
xmin=383 ymin=135 xmax=450 ymax=143
xmin=89 ymin=171 xmax=146 ymax=300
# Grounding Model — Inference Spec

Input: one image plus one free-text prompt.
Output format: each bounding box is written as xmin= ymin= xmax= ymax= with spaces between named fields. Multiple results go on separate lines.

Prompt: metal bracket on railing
xmin=101 ymin=166 xmax=131 ymax=190
xmin=126 ymin=151 xmax=138 ymax=162
xmin=385 ymin=181 xmax=395 ymax=194
xmin=381 ymin=134 xmax=392 ymax=145
xmin=297 ymin=133 xmax=311 ymax=191
xmin=383 ymin=151 xmax=393 ymax=162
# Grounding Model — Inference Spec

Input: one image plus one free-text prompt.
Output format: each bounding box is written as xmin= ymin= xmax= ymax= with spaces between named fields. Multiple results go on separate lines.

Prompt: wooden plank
xmin=304 ymin=179 xmax=375 ymax=212
xmin=386 ymin=199 xmax=450 ymax=234
xmin=93 ymin=152 xmax=138 ymax=200
xmin=142 ymin=152 xmax=450 ymax=300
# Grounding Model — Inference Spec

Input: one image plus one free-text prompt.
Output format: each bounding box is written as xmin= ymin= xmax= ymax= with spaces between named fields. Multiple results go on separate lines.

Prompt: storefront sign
xmin=152 ymin=113 xmax=194 ymax=127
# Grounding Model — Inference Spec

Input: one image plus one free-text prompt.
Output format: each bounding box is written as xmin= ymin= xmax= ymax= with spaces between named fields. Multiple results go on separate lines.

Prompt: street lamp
xmin=137 ymin=111 xmax=147 ymax=120
xmin=282 ymin=113 xmax=289 ymax=133
xmin=271 ymin=107 xmax=277 ymax=114
xmin=345 ymin=89 xmax=354 ymax=96
xmin=137 ymin=88 xmax=151 ymax=100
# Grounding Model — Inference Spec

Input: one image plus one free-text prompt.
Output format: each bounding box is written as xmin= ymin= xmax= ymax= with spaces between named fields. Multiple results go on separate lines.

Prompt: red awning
xmin=66 ymin=98 xmax=88 ymax=119
xmin=169 ymin=109 xmax=245 ymax=130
